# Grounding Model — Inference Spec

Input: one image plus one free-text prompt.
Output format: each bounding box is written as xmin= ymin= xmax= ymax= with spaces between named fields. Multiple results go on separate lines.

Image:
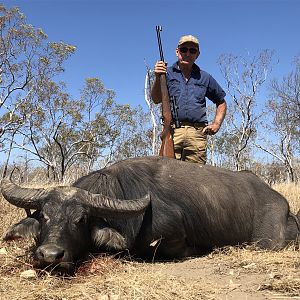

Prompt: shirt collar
xmin=171 ymin=62 xmax=201 ymax=75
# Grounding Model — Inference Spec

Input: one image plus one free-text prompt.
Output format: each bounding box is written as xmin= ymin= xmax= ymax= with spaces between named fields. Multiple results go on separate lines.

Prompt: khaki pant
xmin=173 ymin=123 xmax=207 ymax=164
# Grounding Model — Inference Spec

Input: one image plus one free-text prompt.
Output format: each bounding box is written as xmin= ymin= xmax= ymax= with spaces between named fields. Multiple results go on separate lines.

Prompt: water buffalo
xmin=1 ymin=156 xmax=299 ymax=273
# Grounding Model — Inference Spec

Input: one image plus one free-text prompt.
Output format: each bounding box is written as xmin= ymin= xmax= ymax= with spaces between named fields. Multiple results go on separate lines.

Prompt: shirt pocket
xmin=193 ymin=83 xmax=207 ymax=100
xmin=168 ymin=78 xmax=181 ymax=97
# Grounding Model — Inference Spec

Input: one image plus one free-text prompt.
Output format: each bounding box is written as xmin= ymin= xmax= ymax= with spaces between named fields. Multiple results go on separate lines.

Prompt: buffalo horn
xmin=0 ymin=179 xmax=48 ymax=209
xmin=87 ymin=193 xmax=151 ymax=217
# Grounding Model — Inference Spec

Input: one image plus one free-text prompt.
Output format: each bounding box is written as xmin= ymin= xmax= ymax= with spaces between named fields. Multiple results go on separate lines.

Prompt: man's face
xmin=176 ymin=42 xmax=199 ymax=67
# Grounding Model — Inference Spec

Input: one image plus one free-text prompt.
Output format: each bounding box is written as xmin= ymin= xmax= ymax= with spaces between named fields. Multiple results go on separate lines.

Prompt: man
xmin=151 ymin=34 xmax=227 ymax=164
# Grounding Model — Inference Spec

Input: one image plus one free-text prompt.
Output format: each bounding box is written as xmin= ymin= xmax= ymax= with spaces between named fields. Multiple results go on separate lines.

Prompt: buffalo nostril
xmin=55 ymin=249 xmax=64 ymax=260
xmin=36 ymin=244 xmax=65 ymax=263
xmin=36 ymin=248 xmax=45 ymax=259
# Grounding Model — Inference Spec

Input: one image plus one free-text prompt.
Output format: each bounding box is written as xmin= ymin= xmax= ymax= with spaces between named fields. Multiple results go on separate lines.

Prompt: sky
xmin=2 ymin=0 xmax=300 ymax=110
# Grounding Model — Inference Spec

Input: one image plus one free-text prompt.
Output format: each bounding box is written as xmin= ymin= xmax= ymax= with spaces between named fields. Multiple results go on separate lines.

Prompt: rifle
xmin=155 ymin=26 xmax=179 ymax=158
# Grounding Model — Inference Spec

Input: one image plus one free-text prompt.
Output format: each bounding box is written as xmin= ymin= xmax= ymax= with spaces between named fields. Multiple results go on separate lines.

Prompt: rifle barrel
xmin=156 ymin=26 xmax=164 ymax=62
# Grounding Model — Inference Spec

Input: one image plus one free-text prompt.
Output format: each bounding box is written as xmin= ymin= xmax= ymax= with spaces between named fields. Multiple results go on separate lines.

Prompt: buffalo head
xmin=1 ymin=179 xmax=150 ymax=273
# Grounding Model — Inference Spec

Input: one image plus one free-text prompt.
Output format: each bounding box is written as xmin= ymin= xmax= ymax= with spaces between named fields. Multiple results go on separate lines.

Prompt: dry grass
xmin=0 ymin=183 xmax=299 ymax=300
xmin=273 ymin=182 xmax=300 ymax=213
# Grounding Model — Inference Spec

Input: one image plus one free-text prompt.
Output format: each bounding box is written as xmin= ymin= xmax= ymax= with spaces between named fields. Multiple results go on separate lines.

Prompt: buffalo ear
xmin=3 ymin=217 xmax=40 ymax=241
xmin=91 ymin=226 xmax=127 ymax=251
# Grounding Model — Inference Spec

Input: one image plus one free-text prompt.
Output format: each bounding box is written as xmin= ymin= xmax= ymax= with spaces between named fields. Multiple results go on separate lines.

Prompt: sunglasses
xmin=179 ymin=47 xmax=198 ymax=54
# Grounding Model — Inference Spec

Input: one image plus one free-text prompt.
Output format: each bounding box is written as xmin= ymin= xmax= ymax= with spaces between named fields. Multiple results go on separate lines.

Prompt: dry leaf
xmin=0 ymin=247 xmax=7 ymax=255
xmin=20 ymin=269 xmax=37 ymax=279
xmin=242 ymin=262 xmax=256 ymax=269
xmin=150 ymin=239 xmax=160 ymax=247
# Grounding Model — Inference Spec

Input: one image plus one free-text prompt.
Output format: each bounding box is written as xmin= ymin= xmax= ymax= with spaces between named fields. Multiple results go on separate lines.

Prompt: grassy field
xmin=0 ymin=183 xmax=299 ymax=300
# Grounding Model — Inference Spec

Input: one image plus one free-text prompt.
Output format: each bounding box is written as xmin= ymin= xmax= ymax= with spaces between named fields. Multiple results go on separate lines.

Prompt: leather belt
xmin=180 ymin=122 xmax=207 ymax=127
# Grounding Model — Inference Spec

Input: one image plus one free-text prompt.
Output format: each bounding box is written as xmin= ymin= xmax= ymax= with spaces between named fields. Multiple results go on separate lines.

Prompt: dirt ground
xmin=158 ymin=257 xmax=269 ymax=299
xmin=155 ymin=250 xmax=300 ymax=300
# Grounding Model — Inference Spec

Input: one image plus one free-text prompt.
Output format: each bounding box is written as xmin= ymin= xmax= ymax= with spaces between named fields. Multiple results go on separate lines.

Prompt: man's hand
xmin=151 ymin=61 xmax=168 ymax=104
xmin=203 ymin=100 xmax=226 ymax=135
xmin=202 ymin=123 xmax=221 ymax=135
xmin=154 ymin=61 xmax=167 ymax=76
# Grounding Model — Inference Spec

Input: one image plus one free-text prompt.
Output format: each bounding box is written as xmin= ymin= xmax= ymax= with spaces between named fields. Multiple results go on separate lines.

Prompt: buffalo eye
xmin=75 ymin=215 xmax=87 ymax=226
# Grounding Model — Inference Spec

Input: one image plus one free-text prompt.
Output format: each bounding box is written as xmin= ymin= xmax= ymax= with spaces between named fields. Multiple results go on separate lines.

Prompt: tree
xmin=11 ymin=77 xmax=152 ymax=182
xmin=217 ymin=50 xmax=275 ymax=170
xmin=14 ymin=80 xmax=84 ymax=181
xmin=256 ymin=53 xmax=300 ymax=182
xmin=0 ymin=5 xmax=75 ymax=178
xmin=110 ymin=105 xmax=153 ymax=162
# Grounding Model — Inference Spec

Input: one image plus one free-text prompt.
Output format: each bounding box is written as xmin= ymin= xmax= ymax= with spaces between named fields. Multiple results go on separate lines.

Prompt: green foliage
xmin=0 ymin=4 xmax=75 ymax=147
xmin=8 ymin=76 xmax=152 ymax=182
xmin=0 ymin=4 xmax=154 ymax=182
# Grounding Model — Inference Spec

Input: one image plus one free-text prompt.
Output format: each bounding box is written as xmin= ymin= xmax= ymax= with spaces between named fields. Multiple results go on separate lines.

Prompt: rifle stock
xmin=159 ymin=74 xmax=175 ymax=158
xmin=156 ymin=26 xmax=175 ymax=159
